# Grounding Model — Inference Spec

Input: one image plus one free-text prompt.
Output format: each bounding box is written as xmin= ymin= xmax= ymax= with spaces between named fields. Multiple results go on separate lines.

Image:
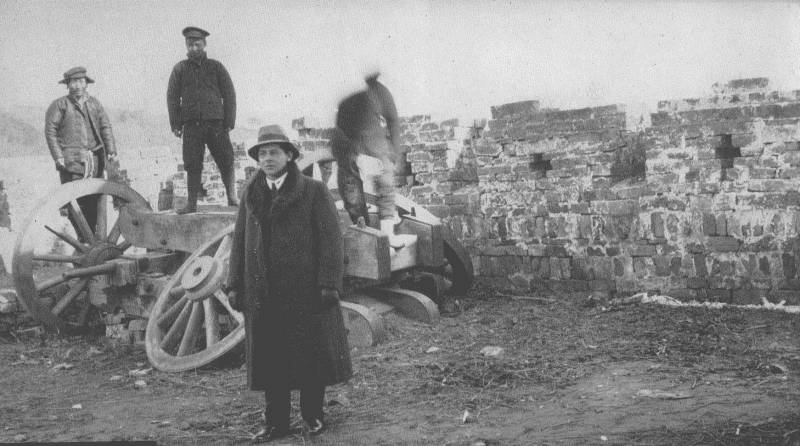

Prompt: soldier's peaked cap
xmin=182 ymin=26 xmax=210 ymax=39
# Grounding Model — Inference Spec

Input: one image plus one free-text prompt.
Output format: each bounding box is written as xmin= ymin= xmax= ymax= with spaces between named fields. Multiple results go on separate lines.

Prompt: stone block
xmin=591 ymin=200 xmax=639 ymax=216
xmin=715 ymin=214 xmax=727 ymax=236
xmin=707 ymin=289 xmax=732 ymax=303
xmin=0 ymin=288 xmax=18 ymax=314
xmin=491 ymin=100 xmax=541 ymax=120
xmin=629 ymin=244 xmax=656 ymax=257
xmin=686 ymin=277 xmax=708 ymax=289
xmin=707 ymin=236 xmax=741 ymax=252
xmin=650 ymin=212 xmax=665 ymax=238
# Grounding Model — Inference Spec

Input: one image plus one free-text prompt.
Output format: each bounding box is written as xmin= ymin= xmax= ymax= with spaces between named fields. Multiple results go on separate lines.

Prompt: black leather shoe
xmin=305 ymin=418 xmax=325 ymax=436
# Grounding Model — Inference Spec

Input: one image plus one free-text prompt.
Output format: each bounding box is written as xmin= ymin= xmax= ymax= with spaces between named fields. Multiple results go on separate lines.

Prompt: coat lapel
xmin=270 ymin=163 xmax=305 ymax=218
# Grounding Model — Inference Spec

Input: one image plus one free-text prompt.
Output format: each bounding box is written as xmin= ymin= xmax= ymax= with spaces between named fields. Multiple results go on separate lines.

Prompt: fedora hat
xmin=247 ymin=125 xmax=300 ymax=161
xmin=59 ymin=66 xmax=94 ymax=84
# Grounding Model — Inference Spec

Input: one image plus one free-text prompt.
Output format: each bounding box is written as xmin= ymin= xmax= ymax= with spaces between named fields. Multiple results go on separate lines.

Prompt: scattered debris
xmin=11 ymin=354 xmax=38 ymax=366
xmin=600 ymin=435 xmax=608 ymax=441
xmin=636 ymin=389 xmax=693 ymax=400
xmin=52 ymin=363 xmax=74 ymax=371
xmin=13 ymin=434 xmax=27 ymax=442
xmin=768 ymin=363 xmax=789 ymax=374
xmin=109 ymin=375 xmax=123 ymax=381
xmin=479 ymin=346 xmax=504 ymax=357
xmin=150 ymin=420 xmax=171 ymax=427
xmin=426 ymin=346 xmax=441 ymax=354
xmin=86 ymin=347 xmax=103 ymax=356
xmin=461 ymin=409 xmax=473 ymax=424
xmin=0 ymin=288 xmax=18 ymax=313
xmin=13 ymin=325 xmax=44 ymax=340
xmin=612 ymin=292 xmax=800 ymax=314
xmin=128 ymin=367 xmax=153 ymax=377
xmin=134 ymin=379 xmax=147 ymax=389
xmin=71 ymin=404 xmax=82 ymax=410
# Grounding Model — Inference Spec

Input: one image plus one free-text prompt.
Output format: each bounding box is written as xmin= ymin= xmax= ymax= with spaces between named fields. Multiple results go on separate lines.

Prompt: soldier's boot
xmin=176 ymin=172 xmax=200 ymax=215
xmin=222 ymin=167 xmax=239 ymax=207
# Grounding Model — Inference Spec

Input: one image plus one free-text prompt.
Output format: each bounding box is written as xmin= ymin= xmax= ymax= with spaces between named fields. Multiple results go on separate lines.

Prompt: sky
xmin=1 ymin=0 xmax=800 ymax=129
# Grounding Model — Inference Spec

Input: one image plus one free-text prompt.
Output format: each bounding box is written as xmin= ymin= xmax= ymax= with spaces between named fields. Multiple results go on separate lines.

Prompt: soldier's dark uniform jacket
xmin=166 ymin=52 xmax=236 ymax=131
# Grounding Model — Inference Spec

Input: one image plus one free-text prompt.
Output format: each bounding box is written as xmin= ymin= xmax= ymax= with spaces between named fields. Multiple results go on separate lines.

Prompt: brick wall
xmin=400 ymin=78 xmax=800 ymax=305
xmin=164 ymin=77 xmax=800 ymax=305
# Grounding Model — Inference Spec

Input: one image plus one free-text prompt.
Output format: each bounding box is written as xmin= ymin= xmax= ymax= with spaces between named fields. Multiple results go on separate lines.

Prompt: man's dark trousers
xmin=264 ymin=379 xmax=325 ymax=429
xmin=182 ymin=119 xmax=235 ymax=207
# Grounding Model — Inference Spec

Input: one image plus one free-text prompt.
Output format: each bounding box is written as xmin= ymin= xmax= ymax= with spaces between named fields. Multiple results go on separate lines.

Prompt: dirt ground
xmin=1 ymin=288 xmax=798 ymax=446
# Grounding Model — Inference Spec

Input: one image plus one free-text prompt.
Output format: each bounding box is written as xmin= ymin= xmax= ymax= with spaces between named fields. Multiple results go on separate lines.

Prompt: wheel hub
xmin=179 ymin=256 xmax=223 ymax=301
xmin=80 ymin=241 xmax=123 ymax=266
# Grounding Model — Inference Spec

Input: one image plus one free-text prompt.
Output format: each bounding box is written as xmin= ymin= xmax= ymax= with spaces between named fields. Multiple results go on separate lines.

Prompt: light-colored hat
xmin=247 ymin=125 xmax=300 ymax=161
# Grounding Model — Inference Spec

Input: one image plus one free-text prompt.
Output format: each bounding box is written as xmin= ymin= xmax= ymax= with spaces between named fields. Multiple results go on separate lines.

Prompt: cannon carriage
xmin=12 ymin=150 xmax=473 ymax=372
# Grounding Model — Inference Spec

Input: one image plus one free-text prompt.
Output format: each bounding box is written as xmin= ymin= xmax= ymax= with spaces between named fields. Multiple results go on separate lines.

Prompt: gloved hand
xmin=55 ymin=157 xmax=66 ymax=171
xmin=318 ymin=288 xmax=340 ymax=312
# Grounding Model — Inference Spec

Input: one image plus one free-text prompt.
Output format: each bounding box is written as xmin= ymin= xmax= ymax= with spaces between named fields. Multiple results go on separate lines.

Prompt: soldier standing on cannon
xmin=167 ymin=26 xmax=238 ymax=214
xmin=226 ymin=125 xmax=352 ymax=442
xmin=45 ymin=66 xmax=117 ymax=237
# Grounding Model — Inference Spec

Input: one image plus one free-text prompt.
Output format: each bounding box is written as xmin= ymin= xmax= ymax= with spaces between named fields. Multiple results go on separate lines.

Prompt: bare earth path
xmin=1 ymin=288 xmax=798 ymax=445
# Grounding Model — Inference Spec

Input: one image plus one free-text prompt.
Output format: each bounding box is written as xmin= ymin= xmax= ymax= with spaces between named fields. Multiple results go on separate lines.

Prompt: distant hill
xmin=0 ymin=111 xmax=44 ymax=157
xmin=0 ymin=106 xmax=258 ymax=159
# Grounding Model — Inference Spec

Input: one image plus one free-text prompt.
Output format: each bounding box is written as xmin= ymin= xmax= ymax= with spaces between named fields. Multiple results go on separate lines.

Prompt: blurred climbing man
xmin=331 ymin=72 xmax=407 ymax=248
xmin=167 ymin=26 xmax=238 ymax=214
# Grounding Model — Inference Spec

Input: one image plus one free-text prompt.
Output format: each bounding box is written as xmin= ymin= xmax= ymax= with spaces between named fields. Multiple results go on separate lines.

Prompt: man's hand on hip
xmin=172 ymin=128 xmax=182 ymax=138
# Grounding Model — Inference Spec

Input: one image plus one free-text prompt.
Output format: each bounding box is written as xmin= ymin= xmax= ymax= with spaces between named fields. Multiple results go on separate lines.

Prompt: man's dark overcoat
xmin=227 ymin=163 xmax=352 ymax=391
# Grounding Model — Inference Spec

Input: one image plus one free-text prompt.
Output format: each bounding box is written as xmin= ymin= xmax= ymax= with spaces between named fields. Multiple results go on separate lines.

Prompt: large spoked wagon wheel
xmin=145 ymin=225 xmax=244 ymax=372
xmin=299 ymin=152 xmax=474 ymax=297
xmin=12 ymin=179 xmax=150 ymax=332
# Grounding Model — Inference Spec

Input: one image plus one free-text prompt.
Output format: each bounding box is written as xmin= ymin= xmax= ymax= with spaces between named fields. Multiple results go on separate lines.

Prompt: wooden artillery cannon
xmin=12 ymin=150 xmax=473 ymax=372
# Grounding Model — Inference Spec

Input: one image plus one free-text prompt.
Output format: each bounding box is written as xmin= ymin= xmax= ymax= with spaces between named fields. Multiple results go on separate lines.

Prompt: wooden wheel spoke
xmin=203 ymin=299 xmax=221 ymax=347
xmin=45 ymin=225 xmax=87 ymax=253
xmin=52 ymin=278 xmax=88 ymax=315
xmin=213 ymin=235 xmax=232 ymax=261
xmin=62 ymin=262 xmax=116 ymax=279
xmin=157 ymin=296 xmax=187 ymax=329
xmin=67 ymin=200 xmax=96 ymax=243
xmin=160 ymin=302 xmax=192 ymax=352
xmin=117 ymin=240 xmax=132 ymax=252
xmin=95 ymin=194 xmax=108 ymax=239
xmin=32 ymin=254 xmax=80 ymax=263
xmin=177 ymin=302 xmax=203 ymax=356
xmin=107 ymin=221 xmax=121 ymax=244
xmin=35 ymin=275 xmax=69 ymax=293
xmin=214 ymin=290 xmax=243 ymax=324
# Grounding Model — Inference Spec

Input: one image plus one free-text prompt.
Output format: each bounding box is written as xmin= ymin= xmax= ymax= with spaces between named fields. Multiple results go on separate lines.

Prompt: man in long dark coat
xmin=167 ymin=26 xmax=238 ymax=213
xmin=226 ymin=125 xmax=352 ymax=442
